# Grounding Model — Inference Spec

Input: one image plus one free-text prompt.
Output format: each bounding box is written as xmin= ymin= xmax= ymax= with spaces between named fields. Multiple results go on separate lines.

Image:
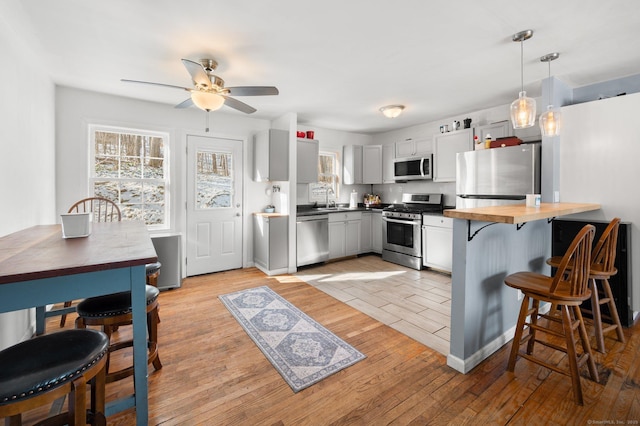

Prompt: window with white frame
xmin=89 ymin=125 xmax=169 ymax=229
xmin=309 ymin=150 xmax=339 ymax=202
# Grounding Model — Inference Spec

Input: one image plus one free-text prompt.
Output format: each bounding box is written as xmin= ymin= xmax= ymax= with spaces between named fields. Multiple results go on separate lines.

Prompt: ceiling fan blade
xmin=175 ymin=98 xmax=194 ymax=109
xmin=181 ymin=59 xmax=210 ymax=88
xmin=121 ymin=79 xmax=190 ymax=91
xmin=223 ymin=96 xmax=257 ymax=114
xmin=226 ymin=86 xmax=279 ymax=96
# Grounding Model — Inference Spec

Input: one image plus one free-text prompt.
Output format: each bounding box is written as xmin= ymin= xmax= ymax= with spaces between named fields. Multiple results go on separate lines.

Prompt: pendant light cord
xmin=520 ymin=40 xmax=524 ymax=93
xmin=547 ymin=60 xmax=552 ymax=106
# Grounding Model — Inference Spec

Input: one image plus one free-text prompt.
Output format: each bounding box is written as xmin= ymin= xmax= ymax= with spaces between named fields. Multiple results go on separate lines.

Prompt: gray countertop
xmin=296 ymin=205 xmax=384 ymax=217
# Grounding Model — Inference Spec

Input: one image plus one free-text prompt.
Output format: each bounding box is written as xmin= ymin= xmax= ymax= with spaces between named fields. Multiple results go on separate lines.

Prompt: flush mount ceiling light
xmin=539 ymin=52 xmax=562 ymax=136
xmin=379 ymin=105 xmax=405 ymax=118
xmin=510 ymin=30 xmax=536 ymax=129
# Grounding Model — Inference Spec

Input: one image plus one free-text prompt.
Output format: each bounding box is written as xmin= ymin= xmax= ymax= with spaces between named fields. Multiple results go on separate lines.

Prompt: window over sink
xmin=309 ymin=150 xmax=339 ymax=203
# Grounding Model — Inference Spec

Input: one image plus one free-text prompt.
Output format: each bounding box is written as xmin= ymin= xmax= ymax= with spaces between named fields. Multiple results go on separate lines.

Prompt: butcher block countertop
xmin=443 ymin=202 xmax=601 ymax=224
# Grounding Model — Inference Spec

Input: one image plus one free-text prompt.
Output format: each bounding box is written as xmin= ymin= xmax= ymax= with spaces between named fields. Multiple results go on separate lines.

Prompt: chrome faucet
xmin=326 ymin=187 xmax=335 ymax=208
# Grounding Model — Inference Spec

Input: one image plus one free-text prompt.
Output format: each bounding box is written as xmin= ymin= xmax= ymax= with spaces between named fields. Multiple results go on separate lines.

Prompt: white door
xmin=186 ymin=135 xmax=243 ymax=276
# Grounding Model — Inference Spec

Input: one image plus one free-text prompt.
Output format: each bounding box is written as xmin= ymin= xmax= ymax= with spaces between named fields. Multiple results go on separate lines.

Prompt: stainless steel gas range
xmin=382 ymin=193 xmax=443 ymax=270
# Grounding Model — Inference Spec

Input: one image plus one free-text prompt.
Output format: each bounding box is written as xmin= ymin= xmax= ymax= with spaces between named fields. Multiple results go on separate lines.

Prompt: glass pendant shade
xmin=539 ymin=105 xmax=562 ymax=136
xmin=510 ymin=91 xmax=536 ymax=129
xmin=191 ymin=91 xmax=225 ymax=111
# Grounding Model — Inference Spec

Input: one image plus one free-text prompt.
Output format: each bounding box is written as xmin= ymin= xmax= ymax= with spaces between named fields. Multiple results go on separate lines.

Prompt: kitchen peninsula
xmin=443 ymin=202 xmax=600 ymax=373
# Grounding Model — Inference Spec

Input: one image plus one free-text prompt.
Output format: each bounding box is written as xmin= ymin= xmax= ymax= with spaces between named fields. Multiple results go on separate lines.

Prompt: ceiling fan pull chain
xmin=205 ymin=110 xmax=210 ymax=133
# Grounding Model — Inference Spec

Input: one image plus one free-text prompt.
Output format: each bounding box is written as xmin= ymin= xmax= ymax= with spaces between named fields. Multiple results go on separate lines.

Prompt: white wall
xmin=559 ymin=92 xmax=640 ymax=311
xmin=0 ymin=0 xmax=56 ymax=349
xmin=55 ymin=87 xmax=272 ymax=273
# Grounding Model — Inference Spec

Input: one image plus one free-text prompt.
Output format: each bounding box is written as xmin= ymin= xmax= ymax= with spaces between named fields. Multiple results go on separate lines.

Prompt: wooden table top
xmin=443 ymin=202 xmax=601 ymax=224
xmin=0 ymin=221 xmax=157 ymax=285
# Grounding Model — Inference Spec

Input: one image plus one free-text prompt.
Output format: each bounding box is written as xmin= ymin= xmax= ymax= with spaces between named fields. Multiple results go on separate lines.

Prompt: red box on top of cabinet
xmin=490 ymin=137 xmax=522 ymax=148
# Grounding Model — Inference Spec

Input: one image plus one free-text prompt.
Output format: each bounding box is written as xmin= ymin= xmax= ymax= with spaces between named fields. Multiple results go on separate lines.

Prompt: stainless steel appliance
xmin=382 ymin=193 xmax=443 ymax=270
xmin=456 ymin=143 xmax=541 ymax=208
xmin=296 ymin=215 xmax=329 ymax=267
xmin=393 ymin=155 xmax=433 ymax=181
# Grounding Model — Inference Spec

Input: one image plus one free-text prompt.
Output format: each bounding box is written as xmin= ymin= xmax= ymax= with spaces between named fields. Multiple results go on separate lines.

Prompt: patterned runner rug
xmin=219 ymin=286 xmax=366 ymax=392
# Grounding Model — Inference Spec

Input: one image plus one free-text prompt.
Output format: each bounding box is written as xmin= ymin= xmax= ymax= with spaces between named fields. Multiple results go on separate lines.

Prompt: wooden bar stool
xmin=547 ymin=217 xmax=625 ymax=353
xmin=75 ymin=285 xmax=162 ymax=384
xmin=505 ymin=224 xmax=598 ymax=405
xmin=145 ymin=262 xmax=162 ymax=287
xmin=0 ymin=329 xmax=108 ymax=425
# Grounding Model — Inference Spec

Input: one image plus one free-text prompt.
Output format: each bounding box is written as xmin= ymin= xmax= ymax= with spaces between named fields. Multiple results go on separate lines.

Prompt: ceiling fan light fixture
xmin=510 ymin=30 xmax=536 ymax=129
xmin=190 ymin=91 xmax=225 ymax=112
xmin=380 ymin=105 xmax=405 ymax=118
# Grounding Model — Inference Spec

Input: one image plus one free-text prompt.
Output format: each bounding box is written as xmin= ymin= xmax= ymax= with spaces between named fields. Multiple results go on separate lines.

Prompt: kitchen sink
xmin=313 ymin=207 xmax=353 ymax=212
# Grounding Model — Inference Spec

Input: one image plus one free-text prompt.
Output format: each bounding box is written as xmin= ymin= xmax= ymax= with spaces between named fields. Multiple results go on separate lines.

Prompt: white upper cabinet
xmin=395 ymin=138 xmax=431 ymax=158
xmin=362 ymin=145 xmax=382 ymax=184
xmin=297 ymin=138 xmax=319 ymax=183
xmin=253 ymin=129 xmax=289 ymax=182
xmin=433 ymin=128 xmax=473 ymax=182
xmin=382 ymin=144 xmax=395 ymax=184
xmin=343 ymin=145 xmax=363 ymax=185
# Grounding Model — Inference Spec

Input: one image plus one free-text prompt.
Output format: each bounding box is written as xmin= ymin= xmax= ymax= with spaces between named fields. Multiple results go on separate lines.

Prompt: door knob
xmin=236 ymin=213 xmax=241 ymax=217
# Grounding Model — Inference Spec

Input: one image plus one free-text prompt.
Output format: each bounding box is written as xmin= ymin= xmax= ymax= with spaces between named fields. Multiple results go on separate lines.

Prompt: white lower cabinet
xmin=372 ymin=212 xmax=382 ymax=254
xmin=360 ymin=212 xmax=372 ymax=253
xmin=254 ymin=215 xmax=288 ymax=275
xmin=328 ymin=211 xmax=361 ymax=259
xmin=421 ymin=215 xmax=453 ymax=272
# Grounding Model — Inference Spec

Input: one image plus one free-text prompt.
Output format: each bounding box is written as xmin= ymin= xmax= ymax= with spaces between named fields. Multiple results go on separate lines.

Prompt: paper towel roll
xmin=349 ymin=191 xmax=358 ymax=209
xmin=273 ymin=192 xmax=288 ymax=214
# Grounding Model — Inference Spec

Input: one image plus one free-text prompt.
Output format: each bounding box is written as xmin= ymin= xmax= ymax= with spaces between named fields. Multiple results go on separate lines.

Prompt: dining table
xmin=0 ymin=220 xmax=157 ymax=423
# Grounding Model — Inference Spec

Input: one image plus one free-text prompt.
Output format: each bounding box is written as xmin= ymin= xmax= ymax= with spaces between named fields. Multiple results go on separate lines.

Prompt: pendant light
xmin=510 ymin=30 xmax=536 ymax=129
xmin=539 ymin=52 xmax=562 ymax=136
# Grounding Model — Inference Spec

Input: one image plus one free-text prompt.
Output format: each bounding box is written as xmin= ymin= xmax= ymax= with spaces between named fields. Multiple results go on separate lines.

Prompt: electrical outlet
xmin=554 ymin=191 xmax=560 ymax=203
xmin=517 ymin=290 xmax=524 ymax=301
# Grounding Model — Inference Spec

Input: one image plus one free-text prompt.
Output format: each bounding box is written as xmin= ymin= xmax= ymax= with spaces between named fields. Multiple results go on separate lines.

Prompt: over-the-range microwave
xmin=393 ymin=155 xmax=433 ymax=181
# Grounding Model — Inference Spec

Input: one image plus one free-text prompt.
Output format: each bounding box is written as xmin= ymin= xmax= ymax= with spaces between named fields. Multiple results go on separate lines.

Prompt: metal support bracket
xmin=516 ymin=222 xmax=527 ymax=231
xmin=547 ymin=217 xmax=556 ymax=224
xmin=467 ymin=220 xmax=497 ymax=242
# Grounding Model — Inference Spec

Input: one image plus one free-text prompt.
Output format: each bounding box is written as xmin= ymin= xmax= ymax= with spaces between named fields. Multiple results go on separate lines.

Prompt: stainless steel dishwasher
xmin=296 ymin=215 xmax=329 ymax=267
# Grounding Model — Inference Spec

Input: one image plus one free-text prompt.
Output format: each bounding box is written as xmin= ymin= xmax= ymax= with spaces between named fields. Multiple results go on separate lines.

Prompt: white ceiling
xmin=19 ymin=0 xmax=640 ymax=134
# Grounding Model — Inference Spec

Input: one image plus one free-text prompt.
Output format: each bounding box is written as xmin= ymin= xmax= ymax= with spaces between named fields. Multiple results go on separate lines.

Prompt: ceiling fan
xmin=121 ymin=58 xmax=279 ymax=114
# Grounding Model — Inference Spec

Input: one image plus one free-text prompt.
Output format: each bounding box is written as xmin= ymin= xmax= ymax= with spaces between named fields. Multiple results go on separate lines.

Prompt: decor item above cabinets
xmin=395 ymin=138 xmax=431 ymax=158
xmin=474 ymin=121 xmax=511 ymax=151
xmin=433 ymin=128 xmax=473 ymax=182
xmin=253 ymin=129 xmax=289 ymax=182
xmin=343 ymin=145 xmax=363 ymax=185
xmin=297 ymin=138 xmax=319 ymax=183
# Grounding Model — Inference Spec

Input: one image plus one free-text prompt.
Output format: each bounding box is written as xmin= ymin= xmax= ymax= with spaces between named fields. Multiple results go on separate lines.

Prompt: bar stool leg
xmin=575 ymin=306 xmax=599 ymax=382
xmin=601 ymin=278 xmax=626 ymax=343
xmin=508 ymin=295 xmax=531 ymax=372
xmin=560 ymin=305 xmax=584 ymax=405
xmin=589 ymin=278 xmax=606 ymax=353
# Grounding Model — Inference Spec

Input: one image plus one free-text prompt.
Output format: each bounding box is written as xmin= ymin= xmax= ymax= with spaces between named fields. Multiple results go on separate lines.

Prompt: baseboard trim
xmin=447 ymin=303 xmax=552 ymax=373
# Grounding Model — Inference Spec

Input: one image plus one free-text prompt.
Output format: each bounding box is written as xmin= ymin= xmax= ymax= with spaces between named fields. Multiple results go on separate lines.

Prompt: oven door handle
xmin=382 ymin=217 xmax=422 ymax=226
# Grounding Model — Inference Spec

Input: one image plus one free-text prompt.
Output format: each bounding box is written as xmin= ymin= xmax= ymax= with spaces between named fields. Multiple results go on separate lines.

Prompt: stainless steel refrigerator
xmin=456 ymin=143 xmax=541 ymax=208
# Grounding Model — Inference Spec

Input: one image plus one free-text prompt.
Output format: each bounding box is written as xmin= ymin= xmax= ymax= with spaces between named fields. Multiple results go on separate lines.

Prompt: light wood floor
xmin=23 ymin=263 xmax=640 ymax=425
xmin=295 ymin=255 xmax=452 ymax=355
